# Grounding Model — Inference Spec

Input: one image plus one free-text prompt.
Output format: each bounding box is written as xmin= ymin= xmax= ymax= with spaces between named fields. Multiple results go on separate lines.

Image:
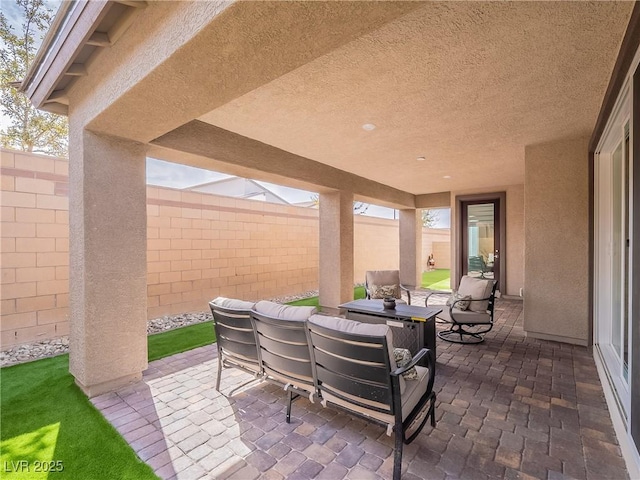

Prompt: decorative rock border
xmin=0 ymin=291 xmax=321 ymax=367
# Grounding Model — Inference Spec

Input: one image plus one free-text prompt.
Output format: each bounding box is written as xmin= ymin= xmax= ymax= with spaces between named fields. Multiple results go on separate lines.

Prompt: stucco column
xmin=319 ymin=191 xmax=354 ymax=310
xmin=524 ymin=135 xmax=589 ymax=345
xmin=399 ymin=209 xmax=422 ymax=288
xmin=69 ymin=130 xmax=148 ymax=397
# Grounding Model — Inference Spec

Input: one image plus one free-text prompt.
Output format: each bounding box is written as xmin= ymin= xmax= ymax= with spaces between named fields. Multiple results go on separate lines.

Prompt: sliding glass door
xmin=594 ymin=92 xmax=632 ymax=416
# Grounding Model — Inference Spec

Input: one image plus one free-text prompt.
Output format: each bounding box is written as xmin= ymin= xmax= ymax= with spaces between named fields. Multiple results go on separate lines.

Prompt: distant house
xmin=291 ymin=200 xmax=318 ymax=208
xmin=185 ymin=177 xmax=290 ymax=205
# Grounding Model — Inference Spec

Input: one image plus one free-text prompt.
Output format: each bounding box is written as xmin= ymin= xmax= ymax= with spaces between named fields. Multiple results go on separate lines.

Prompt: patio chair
xmin=251 ymin=301 xmax=318 ymax=423
xmin=467 ymin=255 xmax=491 ymax=278
xmin=426 ymin=275 xmax=497 ymax=344
xmin=365 ymin=270 xmax=411 ymax=305
xmin=209 ymin=297 xmax=259 ymax=391
xmin=306 ymin=314 xmax=436 ymax=480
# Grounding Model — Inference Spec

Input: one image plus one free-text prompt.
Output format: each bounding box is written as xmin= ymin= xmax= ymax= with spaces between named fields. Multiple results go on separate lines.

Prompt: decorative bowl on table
xmin=383 ymin=297 xmax=396 ymax=309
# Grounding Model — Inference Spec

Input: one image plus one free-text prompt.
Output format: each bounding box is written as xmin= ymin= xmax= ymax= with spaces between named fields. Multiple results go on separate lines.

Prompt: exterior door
xmin=595 ymin=109 xmax=632 ymax=417
xmin=458 ymin=194 xmax=505 ymax=293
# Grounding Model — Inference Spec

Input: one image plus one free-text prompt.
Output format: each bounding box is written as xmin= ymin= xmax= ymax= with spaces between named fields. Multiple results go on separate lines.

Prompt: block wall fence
xmin=0 ymin=150 xmax=450 ymax=348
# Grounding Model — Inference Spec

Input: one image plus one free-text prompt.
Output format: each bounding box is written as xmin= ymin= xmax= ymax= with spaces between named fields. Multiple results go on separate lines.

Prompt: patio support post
xmin=524 ymin=135 xmax=590 ymax=345
xmin=399 ymin=209 xmax=422 ymax=288
xmin=318 ymin=191 xmax=354 ymax=311
xmin=69 ymin=130 xmax=148 ymax=397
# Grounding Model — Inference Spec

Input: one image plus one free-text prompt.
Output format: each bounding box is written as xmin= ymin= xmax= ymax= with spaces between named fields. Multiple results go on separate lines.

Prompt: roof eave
xmin=20 ymin=1 xmax=146 ymax=115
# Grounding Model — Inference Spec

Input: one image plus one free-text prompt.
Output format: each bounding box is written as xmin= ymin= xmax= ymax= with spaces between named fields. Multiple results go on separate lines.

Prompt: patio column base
xmin=76 ymin=372 xmax=143 ymax=398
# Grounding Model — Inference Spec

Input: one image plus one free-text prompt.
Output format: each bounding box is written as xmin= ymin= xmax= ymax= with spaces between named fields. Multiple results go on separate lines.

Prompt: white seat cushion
xmin=437 ymin=308 xmax=492 ymax=324
xmin=457 ymin=276 xmax=493 ymax=312
xmin=254 ymin=301 xmax=317 ymax=321
xmin=211 ymin=297 xmax=256 ymax=311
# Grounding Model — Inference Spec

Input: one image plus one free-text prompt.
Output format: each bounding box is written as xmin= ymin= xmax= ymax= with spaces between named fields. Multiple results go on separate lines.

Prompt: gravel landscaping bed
xmin=0 ymin=291 xmax=320 ymax=367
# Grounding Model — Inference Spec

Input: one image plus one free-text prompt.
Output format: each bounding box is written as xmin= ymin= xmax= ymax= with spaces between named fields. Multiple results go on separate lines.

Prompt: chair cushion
xmin=211 ymin=297 xmax=256 ymax=311
xmin=457 ymin=276 xmax=494 ymax=312
xmin=437 ymin=308 xmax=492 ymax=325
xmin=369 ymin=284 xmax=400 ymax=300
xmin=254 ymin=301 xmax=317 ymax=321
xmin=393 ymin=348 xmax=418 ymax=380
xmin=366 ymin=271 xmax=402 ymax=299
xmin=446 ymin=292 xmax=472 ymax=311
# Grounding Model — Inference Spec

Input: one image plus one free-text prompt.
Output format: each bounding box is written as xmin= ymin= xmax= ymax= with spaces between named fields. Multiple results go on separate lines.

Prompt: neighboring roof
xmin=185 ymin=177 xmax=291 ymax=205
xmin=291 ymin=201 xmax=318 ymax=208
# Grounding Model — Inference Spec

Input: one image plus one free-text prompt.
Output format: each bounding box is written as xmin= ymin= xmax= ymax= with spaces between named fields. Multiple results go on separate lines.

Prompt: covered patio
xmin=19 ymin=0 xmax=640 ymax=477
xmin=92 ymin=296 xmax=627 ymax=479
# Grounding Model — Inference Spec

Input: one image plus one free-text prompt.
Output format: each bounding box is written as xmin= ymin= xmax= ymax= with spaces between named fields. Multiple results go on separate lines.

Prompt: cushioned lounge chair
xmin=365 ymin=270 xmax=411 ymax=305
xmin=427 ymin=275 xmax=497 ymax=344
xmin=307 ymin=314 xmax=436 ymax=480
xmin=209 ymin=297 xmax=258 ymax=391
xmin=468 ymin=255 xmax=491 ymax=278
xmin=251 ymin=301 xmax=318 ymax=423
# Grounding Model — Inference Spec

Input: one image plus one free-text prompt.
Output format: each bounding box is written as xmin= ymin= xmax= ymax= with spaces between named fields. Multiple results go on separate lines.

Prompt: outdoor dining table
xmin=338 ymin=299 xmax=441 ymax=362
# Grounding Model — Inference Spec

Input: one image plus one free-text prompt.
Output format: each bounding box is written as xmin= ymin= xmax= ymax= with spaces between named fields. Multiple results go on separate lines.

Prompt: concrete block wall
xmin=1 ymin=150 xmax=450 ymax=347
xmin=353 ymin=216 xmax=400 ymax=283
xmin=1 ymin=150 xmax=70 ymax=347
xmin=145 ymin=186 xmax=319 ymax=318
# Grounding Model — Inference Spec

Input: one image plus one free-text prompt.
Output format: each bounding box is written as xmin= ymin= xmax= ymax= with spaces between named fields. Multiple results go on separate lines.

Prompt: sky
xmin=147 ymin=158 xmax=451 ymax=226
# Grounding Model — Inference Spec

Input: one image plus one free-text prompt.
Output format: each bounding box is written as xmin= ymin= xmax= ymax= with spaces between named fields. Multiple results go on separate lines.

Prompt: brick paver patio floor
xmin=92 ymin=297 xmax=629 ymax=479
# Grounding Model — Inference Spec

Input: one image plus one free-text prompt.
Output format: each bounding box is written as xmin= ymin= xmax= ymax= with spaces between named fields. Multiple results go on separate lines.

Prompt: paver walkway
xmin=92 ymin=297 xmax=629 ymax=479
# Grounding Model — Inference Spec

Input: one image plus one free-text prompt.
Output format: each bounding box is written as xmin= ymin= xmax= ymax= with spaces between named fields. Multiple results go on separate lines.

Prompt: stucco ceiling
xmin=199 ymin=1 xmax=632 ymax=195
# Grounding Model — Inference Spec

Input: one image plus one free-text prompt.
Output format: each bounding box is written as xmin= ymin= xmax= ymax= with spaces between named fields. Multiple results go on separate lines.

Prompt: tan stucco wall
xmin=524 ymin=135 xmax=590 ymax=345
xmin=450 ymin=184 xmax=525 ymax=297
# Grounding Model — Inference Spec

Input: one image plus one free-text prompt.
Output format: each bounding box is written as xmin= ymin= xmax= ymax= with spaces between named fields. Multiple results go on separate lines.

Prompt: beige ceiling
xmin=199 ymin=1 xmax=632 ymax=195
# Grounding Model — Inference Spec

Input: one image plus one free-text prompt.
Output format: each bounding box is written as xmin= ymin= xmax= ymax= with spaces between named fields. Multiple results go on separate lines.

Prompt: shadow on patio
xmin=91 ymin=298 xmax=629 ymax=480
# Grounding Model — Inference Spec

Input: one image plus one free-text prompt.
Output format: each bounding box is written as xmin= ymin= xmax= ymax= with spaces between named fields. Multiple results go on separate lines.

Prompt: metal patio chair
xmin=426 ymin=275 xmax=498 ymax=344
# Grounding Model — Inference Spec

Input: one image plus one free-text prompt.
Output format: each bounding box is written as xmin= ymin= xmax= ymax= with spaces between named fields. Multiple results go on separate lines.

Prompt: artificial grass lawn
xmin=0 ymin=355 xmax=158 ymax=480
xmin=286 ymin=285 xmax=367 ymax=307
xmin=148 ymin=320 xmax=216 ymax=362
xmin=0 ymin=323 xmax=220 ymax=480
xmin=421 ymin=269 xmax=452 ymax=291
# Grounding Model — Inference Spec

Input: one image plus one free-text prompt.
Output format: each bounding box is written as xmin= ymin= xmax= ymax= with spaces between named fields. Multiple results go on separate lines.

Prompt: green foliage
xmin=0 ymin=0 xmax=68 ymax=156
xmin=309 ymin=194 xmax=370 ymax=215
xmin=422 ymin=209 xmax=440 ymax=228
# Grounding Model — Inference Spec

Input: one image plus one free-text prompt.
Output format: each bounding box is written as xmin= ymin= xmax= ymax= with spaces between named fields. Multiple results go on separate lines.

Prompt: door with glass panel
xmin=595 ymin=115 xmax=631 ymax=416
xmin=461 ymin=199 xmax=501 ymax=290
